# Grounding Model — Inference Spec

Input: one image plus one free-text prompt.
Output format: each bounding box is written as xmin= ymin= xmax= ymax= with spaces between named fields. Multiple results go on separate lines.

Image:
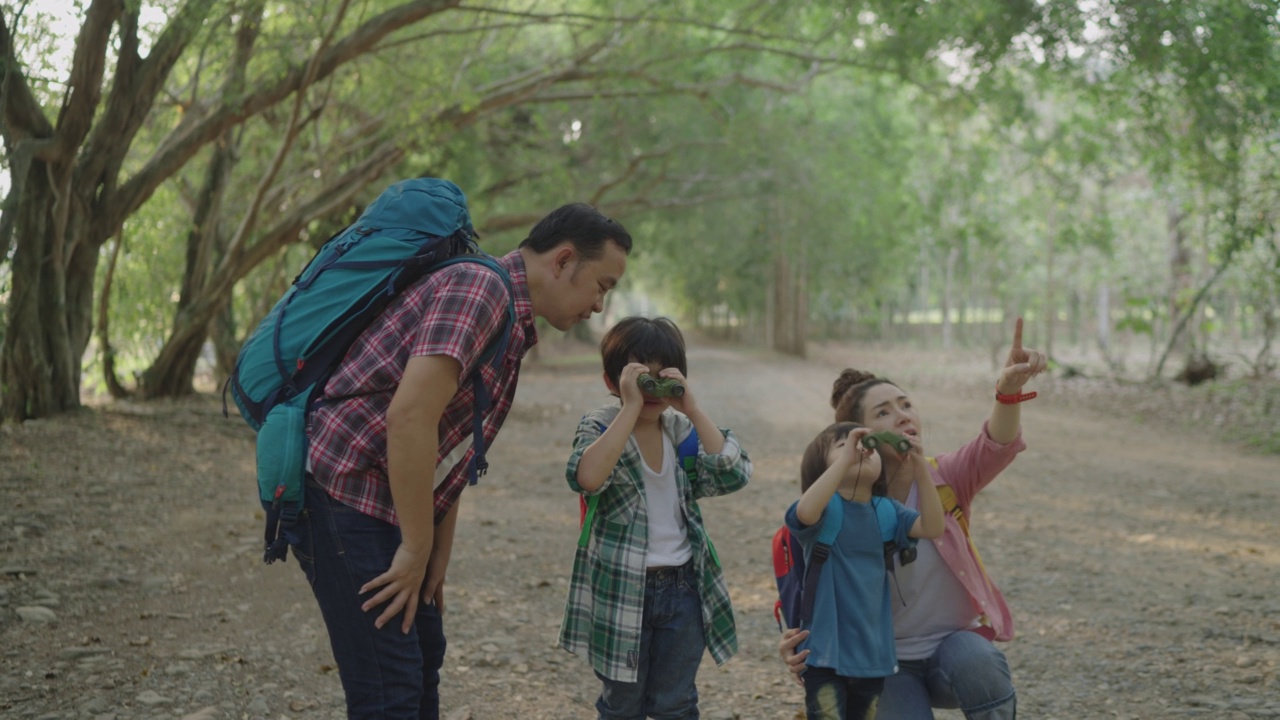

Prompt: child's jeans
xmin=802 ymin=667 xmax=884 ymax=720
xmin=293 ymin=478 xmax=448 ymax=720
xmin=595 ymin=560 xmax=705 ymax=720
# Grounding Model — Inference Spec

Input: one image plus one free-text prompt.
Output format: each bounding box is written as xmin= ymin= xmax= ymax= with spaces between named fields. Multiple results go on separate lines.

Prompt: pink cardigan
xmin=926 ymin=421 xmax=1024 ymax=642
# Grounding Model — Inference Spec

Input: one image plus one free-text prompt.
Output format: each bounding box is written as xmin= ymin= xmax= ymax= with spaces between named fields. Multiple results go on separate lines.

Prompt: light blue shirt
xmin=785 ymin=496 xmax=918 ymax=678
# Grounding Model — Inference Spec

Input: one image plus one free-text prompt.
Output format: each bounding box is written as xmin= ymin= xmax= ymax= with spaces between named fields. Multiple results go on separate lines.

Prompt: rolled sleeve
xmin=566 ymin=415 xmax=611 ymax=495
xmin=703 ymin=433 xmax=743 ymax=469
xmin=410 ymin=265 xmax=509 ymax=377
xmin=784 ymin=500 xmax=822 ymax=541
xmin=936 ymin=420 xmax=1027 ymax=509
xmin=690 ymin=428 xmax=751 ymax=499
xmin=891 ymin=500 xmax=919 ymax=547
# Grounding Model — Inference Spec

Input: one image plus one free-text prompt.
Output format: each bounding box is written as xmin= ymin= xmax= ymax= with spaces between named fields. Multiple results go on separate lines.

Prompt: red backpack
xmin=771 ymin=496 xmax=842 ymax=631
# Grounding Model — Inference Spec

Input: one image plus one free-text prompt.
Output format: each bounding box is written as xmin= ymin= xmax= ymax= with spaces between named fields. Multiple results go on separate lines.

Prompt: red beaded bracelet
xmin=995 ymin=385 xmax=1037 ymax=405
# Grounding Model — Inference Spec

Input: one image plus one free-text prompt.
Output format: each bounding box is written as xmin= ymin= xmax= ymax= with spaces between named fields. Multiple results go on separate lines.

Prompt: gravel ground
xmin=1 ymin=340 xmax=1276 ymax=719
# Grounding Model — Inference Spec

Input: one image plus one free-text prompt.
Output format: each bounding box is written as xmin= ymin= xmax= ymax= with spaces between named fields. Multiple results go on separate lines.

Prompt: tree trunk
xmin=1153 ymin=248 xmax=1235 ymax=379
xmin=1253 ymin=303 xmax=1276 ymax=379
xmin=1 ymin=171 xmax=82 ymax=421
xmin=1096 ymin=281 xmax=1112 ymax=361
xmin=1166 ymin=205 xmax=1190 ymax=355
xmin=212 ymin=301 xmax=240 ymax=389
xmin=139 ymin=320 xmax=208 ymax=398
xmin=97 ymin=233 xmax=131 ymax=399
xmin=769 ymin=249 xmax=807 ymax=357
xmin=917 ymin=248 xmax=930 ymax=325
xmin=793 ymin=256 xmax=807 ymax=357
xmin=1044 ymin=207 xmax=1057 ymax=361
xmin=1068 ymin=286 xmax=1082 ymax=350
xmin=138 ymin=130 xmax=236 ymax=399
xmin=942 ymin=245 xmax=958 ymax=350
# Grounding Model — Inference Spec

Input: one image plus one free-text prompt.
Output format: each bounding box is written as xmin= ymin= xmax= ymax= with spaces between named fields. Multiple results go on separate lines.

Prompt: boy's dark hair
xmin=518 ymin=203 xmax=633 ymax=260
xmin=799 ymin=421 xmax=888 ymax=495
xmin=600 ymin=316 xmax=687 ymax=390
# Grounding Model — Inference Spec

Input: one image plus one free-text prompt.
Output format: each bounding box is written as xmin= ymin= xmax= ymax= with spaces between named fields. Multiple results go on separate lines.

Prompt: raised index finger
xmin=1011 ymin=316 xmax=1025 ymax=352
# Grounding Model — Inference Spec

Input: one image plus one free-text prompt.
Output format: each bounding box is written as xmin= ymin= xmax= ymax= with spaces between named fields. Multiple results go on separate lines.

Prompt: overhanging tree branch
xmin=52 ymin=0 xmax=119 ymax=157
xmin=80 ymin=0 xmax=221 ymax=203
xmin=453 ymin=4 xmax=812 ymax=44
xmin=193 ymin=142 xmax=406 ymax=322
xmin=111 ymin=0 xmax=461 ymax=237
xmin=220 ymin=0 xmax=353 ymax=272
xmin=0 ymin=12 xmax=54 ymax=140
xmin=479 ymin=149 xmax=765 ymax=234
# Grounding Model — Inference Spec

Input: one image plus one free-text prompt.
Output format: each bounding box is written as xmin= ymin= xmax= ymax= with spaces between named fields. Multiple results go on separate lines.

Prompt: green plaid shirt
xmin=558 ymin=404 xmax=751 ymax=682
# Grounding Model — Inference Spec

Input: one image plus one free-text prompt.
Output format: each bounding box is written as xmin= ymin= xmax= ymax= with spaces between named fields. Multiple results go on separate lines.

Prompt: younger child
xmin=786 ymin=422 xmax=945 ymax=720
xmin=559 ymin=316 xmax=752 ymax=719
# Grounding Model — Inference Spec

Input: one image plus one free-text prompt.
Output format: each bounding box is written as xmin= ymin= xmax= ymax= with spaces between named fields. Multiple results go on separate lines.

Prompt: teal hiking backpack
xmin=226 ymin=178 xmax=515 ymax=563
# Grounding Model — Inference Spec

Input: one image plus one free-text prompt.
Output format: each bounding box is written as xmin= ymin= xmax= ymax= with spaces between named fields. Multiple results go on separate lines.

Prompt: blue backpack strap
xmin=433 ymin=255 xmax=515 ymax=485
xmin=873 ymin=496 xmax=917 ymax=548
xmin=676 ymin=427 xmax=699 ymax=483
xmin=817 ymin=494 xmax=843 ymax=546
xmin=874 ymin=497 xmax=897 ymax=544
xmin=673 ymin=427 xmax=724 ymax=569
xmin=799 ymin=495 xmax=843 ymax=625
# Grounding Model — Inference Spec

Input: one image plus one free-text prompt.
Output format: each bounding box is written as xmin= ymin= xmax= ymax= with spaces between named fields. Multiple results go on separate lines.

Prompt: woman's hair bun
xmin=830 ymin=368 xmax=878 ymax=408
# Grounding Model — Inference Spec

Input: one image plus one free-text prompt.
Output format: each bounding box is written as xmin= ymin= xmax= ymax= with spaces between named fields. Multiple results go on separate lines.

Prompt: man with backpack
xmin=293 ymin=193 xmax=632 ymax=719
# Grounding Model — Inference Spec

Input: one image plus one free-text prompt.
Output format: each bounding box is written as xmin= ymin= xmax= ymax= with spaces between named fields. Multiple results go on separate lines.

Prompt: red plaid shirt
xmin=306 ymin=250 xmax=537 ymax=525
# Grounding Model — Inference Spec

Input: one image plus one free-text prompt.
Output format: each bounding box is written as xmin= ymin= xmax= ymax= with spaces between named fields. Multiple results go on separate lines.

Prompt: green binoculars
xmin=861 ymin=430 xmax=912 ymax=454
xmin=638 ymin=373 xmax=685 ymax=397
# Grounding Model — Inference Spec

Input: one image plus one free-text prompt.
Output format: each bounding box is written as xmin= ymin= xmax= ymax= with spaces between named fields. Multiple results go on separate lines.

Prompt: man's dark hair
xmin=518 ymin=203 xmax=633 ymax=260
xmin=599 ymin=316 xmax=687 ymax=390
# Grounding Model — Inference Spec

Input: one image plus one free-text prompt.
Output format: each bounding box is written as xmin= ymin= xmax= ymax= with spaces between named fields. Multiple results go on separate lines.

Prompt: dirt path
xmin=1 ymin=342 xmax=1277 ymax=719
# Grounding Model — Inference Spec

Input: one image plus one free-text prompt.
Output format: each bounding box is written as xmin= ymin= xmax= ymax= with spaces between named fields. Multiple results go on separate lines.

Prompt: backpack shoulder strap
xmin=798 ymin=494 xmax=843 ymax=625
xmin=673 ymin=425 xmax=724 ymax=568
xmin=675 ymin=427 xmax=699 ymax=484
xmin=873 ymin=496 xmax=919 ymax=553
xmin=873 ymin=496 xmax=898 ymax=544
xmin=449 ymin=256 xmax=516 ymax=485
xmin=433 ymin=254 xmax=516 ymax=369
xmin=817 ymin=494 xmax=843 ymax=546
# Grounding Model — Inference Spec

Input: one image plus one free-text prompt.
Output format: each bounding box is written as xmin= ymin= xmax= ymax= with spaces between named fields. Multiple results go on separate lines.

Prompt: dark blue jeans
xmin=880 ymin=630 xmax=1016 ymax=719
xmin=595 ymin=561 xmax=705 ymax=720
xmin=802 ymin=667 xmax=884 ymax=720
xmin=294 ymin=479 xmax=447 ymax=720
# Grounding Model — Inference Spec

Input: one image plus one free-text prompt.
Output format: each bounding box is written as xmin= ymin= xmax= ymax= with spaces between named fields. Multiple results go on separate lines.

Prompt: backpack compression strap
xmin=798 ymin=495 xmax=843 ymax=625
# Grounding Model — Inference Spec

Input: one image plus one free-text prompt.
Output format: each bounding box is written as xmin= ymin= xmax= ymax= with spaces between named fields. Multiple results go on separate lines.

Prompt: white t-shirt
xmin=892 ymin=484 xmax=982 ymax=660
xmin=640 ymin=434 xmax=692 ymax=568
